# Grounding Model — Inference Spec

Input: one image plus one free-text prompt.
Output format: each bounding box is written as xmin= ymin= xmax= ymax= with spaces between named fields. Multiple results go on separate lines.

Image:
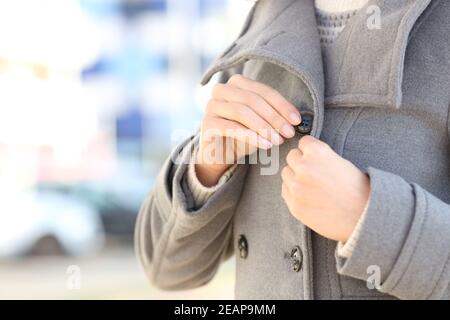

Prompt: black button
xmin=292 ymin=260 xmax=302 ymax=272
xmin=290 ymin=246 xmax=303 ymax=272
xmin=238 ymin=235 xmax=248 ymax=259
xmin=296 ymin=111 xmax=314 ymax=135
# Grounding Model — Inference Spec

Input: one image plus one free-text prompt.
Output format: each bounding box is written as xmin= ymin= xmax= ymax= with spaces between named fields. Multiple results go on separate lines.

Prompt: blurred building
xmin=0 ymin=0 xmax=253 ymax=251
xmin=80 ymin=0 xmax=253 ymax=174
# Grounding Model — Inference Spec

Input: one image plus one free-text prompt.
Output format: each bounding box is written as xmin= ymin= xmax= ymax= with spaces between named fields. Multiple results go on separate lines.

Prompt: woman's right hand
xmin=195 ymin=74 xmax=302 ymax=187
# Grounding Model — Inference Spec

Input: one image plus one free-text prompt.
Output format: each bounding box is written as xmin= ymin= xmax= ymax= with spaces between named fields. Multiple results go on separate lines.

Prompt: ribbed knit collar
xmin=315 ymin=8 xmax=359 ymax=45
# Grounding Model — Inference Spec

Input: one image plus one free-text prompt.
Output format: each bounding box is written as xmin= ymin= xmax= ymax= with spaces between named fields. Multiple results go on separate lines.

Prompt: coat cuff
xmin=336 ymin=195 xmax=370 ymax=258
xmin=335 ymin=167 xmax=450 ymax=299
xmin=169 ymin=136 xmax=248 ymax=232
xmin=184 ymin=149 xmax=238 ymax=209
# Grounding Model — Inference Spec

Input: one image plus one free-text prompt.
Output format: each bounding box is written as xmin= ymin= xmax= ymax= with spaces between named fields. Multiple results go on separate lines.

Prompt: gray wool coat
xmin=135 ymin=0 xmax=450 ymax=299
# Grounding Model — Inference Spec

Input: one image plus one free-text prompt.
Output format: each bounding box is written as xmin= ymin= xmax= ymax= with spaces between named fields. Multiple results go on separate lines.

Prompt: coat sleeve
xmin=135 ymin=133 xmax=248 ymax=291
xmin=335 ymin=167 xmax=450 ymax=300
xmin=134 ymin=64 xmax=249 ymax=290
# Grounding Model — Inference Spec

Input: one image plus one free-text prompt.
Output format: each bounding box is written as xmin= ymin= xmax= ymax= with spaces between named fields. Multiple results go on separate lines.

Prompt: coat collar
xmin=323 ymin=0 xmax=434 ymax=108
xmin=201 ymin=0 xmax=434 ymax=111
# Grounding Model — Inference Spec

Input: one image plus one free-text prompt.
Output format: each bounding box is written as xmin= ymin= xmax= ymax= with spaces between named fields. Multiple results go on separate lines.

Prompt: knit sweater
xmin=184 ymin=0 xmax=369 ymax=258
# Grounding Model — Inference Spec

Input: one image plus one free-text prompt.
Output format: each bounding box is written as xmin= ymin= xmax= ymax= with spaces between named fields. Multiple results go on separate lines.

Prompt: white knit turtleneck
xmin=315 ymin=0 xmax=369 ymax=45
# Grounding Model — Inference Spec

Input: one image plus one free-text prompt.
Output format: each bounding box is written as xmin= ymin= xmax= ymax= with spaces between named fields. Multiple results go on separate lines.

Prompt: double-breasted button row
xmin=237 ymin=236 xmax=303 ymax=273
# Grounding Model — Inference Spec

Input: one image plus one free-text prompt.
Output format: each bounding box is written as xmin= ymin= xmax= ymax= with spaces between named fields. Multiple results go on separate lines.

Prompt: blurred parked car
xmin=0 ymin=191 xmax=104 ymax=258
xmin=35 ymin=173 xmax=153 ymax=244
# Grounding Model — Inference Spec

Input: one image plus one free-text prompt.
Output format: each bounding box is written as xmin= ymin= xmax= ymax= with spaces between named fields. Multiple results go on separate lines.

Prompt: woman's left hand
xmin=281 ymin=135 xmax=371 ymax=242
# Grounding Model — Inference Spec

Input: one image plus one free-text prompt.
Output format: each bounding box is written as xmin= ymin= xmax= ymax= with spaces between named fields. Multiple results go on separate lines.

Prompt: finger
xmin=281 ymin=182 xmax=293 ymax=203
xmin=286 ymin=148 xmax=303 ymax=171
xmin=206 ymin=99 xmax=284 ymax=145
xmin=298 ymin=135 xmax=329 ymax=155
xmin=281 ymin=165 xmax=295 ymax=182
xmin=227 ymin=74 xmax=302 ymax=126
xmin=206 ymin=116 xmax=273 ymax=150
xmin=282 ymin=163 xmax=304 ymax=196
xmin=212 ymin=83 xmax=296 ymax=139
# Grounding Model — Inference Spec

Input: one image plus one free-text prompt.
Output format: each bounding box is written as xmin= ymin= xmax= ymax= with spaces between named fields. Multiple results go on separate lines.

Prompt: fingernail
xmin=281 ymin=124 xmax=296 ymax=138
xmin=271 ymin=132 xmax=284 ymax=145
xmin=289 ymin=112 xmax=301 ymax=125
xmin=258 ymin=137 xmax=273 ymax=149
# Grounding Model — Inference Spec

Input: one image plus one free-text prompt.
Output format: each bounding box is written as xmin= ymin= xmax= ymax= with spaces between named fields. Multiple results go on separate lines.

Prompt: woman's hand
xmin=281 ymin=135 xmax=371 ymax=242
xmin=196 ymin=74 xmax=302 ymax=186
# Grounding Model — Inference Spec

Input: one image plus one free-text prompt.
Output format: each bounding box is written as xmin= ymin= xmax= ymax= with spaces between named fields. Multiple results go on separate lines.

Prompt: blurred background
xmin=0 ymin=0 xmax=253 ymax=299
